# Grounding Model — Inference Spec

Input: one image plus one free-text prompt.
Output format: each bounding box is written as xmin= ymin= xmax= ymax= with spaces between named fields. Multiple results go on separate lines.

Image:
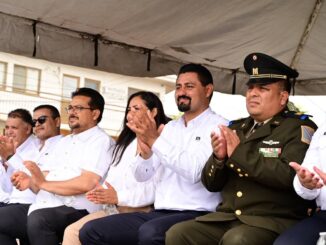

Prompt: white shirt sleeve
xmin=132 ymin=154 xmax=161 ymax=182
xmin=293 ymin=124 xmax=325 ymax=200
xmin=151 ymin=115 xmax=228 ymax=184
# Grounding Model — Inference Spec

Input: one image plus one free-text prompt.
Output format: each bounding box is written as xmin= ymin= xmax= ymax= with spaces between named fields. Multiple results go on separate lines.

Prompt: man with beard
xmin=0 ymin=106 xmax=62 ymax=245
xmin=165 ymin=53 xmax=318 ymax=245
xmin=11 ymin=88 xmax=114 ymax=245
xmin=79 ymin=64 xmax=228 ymax=245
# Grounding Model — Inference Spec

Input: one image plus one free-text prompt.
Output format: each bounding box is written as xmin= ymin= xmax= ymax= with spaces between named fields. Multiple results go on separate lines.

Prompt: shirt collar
xmin=70 ymin=125 xmax=101 ymax=142
xmin=181 ymin=107 xmax=213 ymax=127
xmin=16 ymin=134 xmax=38 ymax=153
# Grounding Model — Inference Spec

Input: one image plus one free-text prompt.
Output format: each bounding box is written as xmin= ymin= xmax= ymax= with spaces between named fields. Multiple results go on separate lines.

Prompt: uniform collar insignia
xmin=262 ymin=140 xmax=280 ymax=145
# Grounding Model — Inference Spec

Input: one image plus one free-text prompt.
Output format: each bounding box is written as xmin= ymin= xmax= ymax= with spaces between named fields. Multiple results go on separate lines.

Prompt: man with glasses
xmin=0 ymin=105 xmax=62 ymax=245
xmin=12 ymin=87 xmax=114 ymax=245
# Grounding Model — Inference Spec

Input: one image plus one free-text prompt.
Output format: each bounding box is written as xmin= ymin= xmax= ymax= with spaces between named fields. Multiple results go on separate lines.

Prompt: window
xmin=0 ymin=62 xmax=7 ymax=89
xmin=13 ymin=65 xmax=40 ymax=94
xmin=85 ymin=78 xmax=100 ymax=91
xmin=62 ymin=74 xmax=79 ymax=99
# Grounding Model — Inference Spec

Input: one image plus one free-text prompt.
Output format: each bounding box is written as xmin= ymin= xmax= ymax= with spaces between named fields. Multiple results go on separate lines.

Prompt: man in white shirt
xmin=0 ymin=105 xmax=62 ymax=245
xmin=79 ymin=64 xmax=228 ymax=245
xmin=12 ymin=87 xmax=114 ymax=245
xmin=273 ymin=124 xmax=326 ymax=245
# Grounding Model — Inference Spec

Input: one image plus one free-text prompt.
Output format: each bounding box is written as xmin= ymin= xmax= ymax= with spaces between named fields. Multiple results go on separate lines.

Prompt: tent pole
xmin=291 ymin=0 xmax=324 ymax=68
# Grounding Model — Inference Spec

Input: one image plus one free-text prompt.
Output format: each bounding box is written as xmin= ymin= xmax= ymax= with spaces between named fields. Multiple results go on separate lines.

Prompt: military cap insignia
xmin=301 ymin=126 xmax=315 ymax=144
xmin=252 ymin=67 xmax=259 ymax=75
xmin=253 ymin=55 xmax=257 ymax=60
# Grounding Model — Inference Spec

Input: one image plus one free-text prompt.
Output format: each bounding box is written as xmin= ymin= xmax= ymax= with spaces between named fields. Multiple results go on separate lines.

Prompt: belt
xmin=117 ymin=205 xmax=153 ymax=213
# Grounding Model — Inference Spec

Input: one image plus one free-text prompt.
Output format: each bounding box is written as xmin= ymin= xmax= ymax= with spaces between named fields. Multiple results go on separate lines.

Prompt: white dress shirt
xmin=0 ymin=164 xmax=10 ymax=203
xmin=106 ymin=139 xmax=156 ymax=208
xmin=8 ymin=134 xmax=63 ymax=204
xmin=133 ymin=107 xmax=228 ymax=212
xmin=28 ymin=126 xmax=114 ymax=214
xmin=293 ymin=123 xmax=326 ymax=210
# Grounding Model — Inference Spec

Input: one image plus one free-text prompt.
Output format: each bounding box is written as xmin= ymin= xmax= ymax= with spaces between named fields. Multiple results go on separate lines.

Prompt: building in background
xmin=0 ymin=52 xmax=175 ymax=137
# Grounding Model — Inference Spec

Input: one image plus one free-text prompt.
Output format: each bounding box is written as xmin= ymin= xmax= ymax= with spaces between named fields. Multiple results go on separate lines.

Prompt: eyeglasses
xmin=65 ymin=105 xmax=93 ymax=113
xmin=32 ymin=115 xmax=48 ymax=127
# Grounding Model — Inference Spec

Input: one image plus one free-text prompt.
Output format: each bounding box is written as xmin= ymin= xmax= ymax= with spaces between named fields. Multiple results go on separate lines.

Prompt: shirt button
xmin=208 ymin=173 xmax=212 ymax=177
xmin=244 ymin=173 xmax=249 ymax=177
xmin=237 ymin=168 xmax=241 ymax=172
xmin=239 ymin=174 xmax=244 ymax=177
xmin=235 ymin=210 xmax=242 ymax=215
xmin=236 ymin=191 xmax=243 ymax=197
xmin=229 ymin=164 xmax=234 ymax=168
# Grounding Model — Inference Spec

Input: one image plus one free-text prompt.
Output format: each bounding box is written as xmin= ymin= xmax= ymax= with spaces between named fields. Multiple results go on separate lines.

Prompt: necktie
xmin=247 ymin=122 xmax=263 ymax=138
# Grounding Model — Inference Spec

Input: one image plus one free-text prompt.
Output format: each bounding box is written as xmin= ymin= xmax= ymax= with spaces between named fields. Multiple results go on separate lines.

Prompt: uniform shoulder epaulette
xmin=228 ymin=118 xmax=246 ymax=126
xmin=282 ymin=111 xmax=312 ymax=121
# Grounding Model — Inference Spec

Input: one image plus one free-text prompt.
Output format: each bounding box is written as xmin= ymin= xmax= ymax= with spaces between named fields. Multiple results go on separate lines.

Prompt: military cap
xmin=244 ymin=53 xmax=298 ymax=86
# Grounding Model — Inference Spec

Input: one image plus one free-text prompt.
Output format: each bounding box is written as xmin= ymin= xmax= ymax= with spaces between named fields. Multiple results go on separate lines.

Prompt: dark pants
xmin=273 ymin=210 xmax=326 ymax=245
xmin=27 ymin=205 xmax=88 ymax=245
xmin=79 ymin=209 xmax=207 ymax=245
xmin=166 ymin=219 xmax=278 ymax=245
xmin=0 ymin=203 xmax=31 ymax=245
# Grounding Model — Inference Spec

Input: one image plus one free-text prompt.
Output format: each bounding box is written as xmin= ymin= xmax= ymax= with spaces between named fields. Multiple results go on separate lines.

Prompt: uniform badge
xmin=262 ymin=140 xmax=280 ymax=145
xmin=301 ymin=126 xmax=315 ymax=144
xmin=259 ymin=148 xmax=281 ymax=158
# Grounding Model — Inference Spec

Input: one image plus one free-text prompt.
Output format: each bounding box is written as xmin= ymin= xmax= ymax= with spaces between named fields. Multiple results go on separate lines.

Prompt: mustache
xmin=177 ymin=95 xmax=191 ymax=102
xmin=69 ymin=115 xmax=78 ymax=120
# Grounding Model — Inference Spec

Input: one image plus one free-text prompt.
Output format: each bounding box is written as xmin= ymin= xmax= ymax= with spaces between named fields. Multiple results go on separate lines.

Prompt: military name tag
xmin=259 ymin=148 xmax=281 ymax=157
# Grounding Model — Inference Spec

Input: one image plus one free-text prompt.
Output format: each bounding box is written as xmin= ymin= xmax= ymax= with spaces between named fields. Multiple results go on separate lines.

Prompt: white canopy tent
xmin=0 ymin=0 xmax=325 ymax=95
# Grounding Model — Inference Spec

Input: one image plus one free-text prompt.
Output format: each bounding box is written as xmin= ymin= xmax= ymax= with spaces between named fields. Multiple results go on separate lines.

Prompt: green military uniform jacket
xmin=197 ymin=109 xmax=317 ymax=234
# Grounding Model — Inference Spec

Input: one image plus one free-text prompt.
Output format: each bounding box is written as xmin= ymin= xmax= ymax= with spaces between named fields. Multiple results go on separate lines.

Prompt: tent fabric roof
xmin=0 ymin=0 xmax=325 ymax=95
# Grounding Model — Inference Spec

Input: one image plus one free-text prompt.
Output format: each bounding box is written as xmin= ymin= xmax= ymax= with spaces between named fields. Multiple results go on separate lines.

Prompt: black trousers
xmin=274 ymin=210 xmax=326 ymax=245
xmin=79 ymin=209 xmax=208 ymax=245
xmin=27 ymin=205 xmax=88 ymax=245
xmin=0 ymin=203 xmax=31 ymax=245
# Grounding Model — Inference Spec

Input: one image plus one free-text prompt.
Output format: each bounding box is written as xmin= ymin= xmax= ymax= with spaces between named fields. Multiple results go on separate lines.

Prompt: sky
xmin=163 ymin=91 xmax=326 ymax=127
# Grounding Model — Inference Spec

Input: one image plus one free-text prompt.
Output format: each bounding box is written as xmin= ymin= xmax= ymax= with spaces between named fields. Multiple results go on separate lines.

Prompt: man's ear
xmin=55 ymin=117 xmax=61 ymax=128
xmin=280 ymin=91 xmax=289 ymax=106
xmin=92 ymin=109 xmax=101 ymax=121
xmin=206 ymin=84 xmax=214 ymax=99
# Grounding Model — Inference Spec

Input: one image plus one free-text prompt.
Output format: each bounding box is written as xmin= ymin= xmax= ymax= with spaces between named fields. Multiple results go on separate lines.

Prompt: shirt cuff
xmin=293 ymin=176 xmax=319 ymax=200
xmin=211 ymin=154 xmax=226 ymax=169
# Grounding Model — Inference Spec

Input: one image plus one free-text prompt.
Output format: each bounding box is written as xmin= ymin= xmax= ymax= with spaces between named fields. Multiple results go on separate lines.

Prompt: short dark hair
xmin=178 ymin=63 xmax=213 ymax=86
xmin=8 ymin=108 xmax=33 ymax=133
xmin=72 ymin=87 xmax=105 ymax=122
xmin=8 ymin=108 xmax=33 ymax=127
xmin=33 ymin=104 xmax=60 ymax=119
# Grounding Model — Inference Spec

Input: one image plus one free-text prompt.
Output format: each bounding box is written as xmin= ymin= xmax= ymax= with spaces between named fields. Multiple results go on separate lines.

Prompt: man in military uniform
xmin=165 ymin=53 xmax=317 ymax=245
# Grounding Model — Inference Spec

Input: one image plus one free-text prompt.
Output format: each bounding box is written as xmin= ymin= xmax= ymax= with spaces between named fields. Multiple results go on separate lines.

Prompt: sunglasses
xmin=32 ymin=115 xmax=48 ymax=127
